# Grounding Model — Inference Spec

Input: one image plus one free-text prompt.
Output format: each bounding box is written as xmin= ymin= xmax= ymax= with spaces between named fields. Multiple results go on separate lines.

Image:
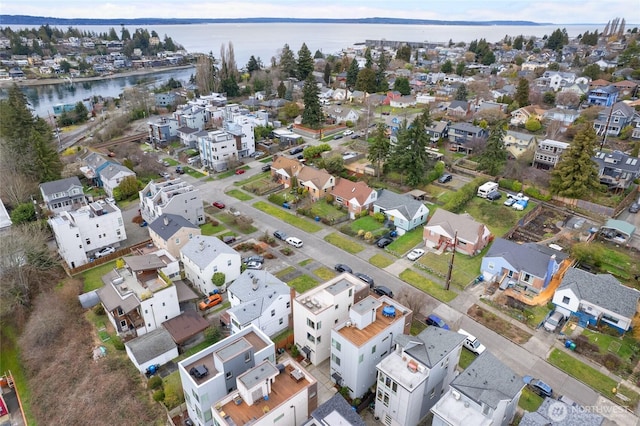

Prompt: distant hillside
xmin=0 ymin=15 xmax=550 ymax=26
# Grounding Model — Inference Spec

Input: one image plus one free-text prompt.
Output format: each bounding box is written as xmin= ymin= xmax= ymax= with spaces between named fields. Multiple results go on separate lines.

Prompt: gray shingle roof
xmin=520 ymin=397 xmax=604 ymax=426
xmin=452 ymin=351 xmax=523 ymax=409
xmin=97 ymin=270 xmax=139 ymax=313
xmin=427 ymin=210 xmax=487 ymax=245
xmin=375 ymin=189 xmax=426 ymax=221
xmin=149 ymin=213 xmax=198 ymax=241
xmin=559 ymin=268 xmax=640 ymax=319
xmin=227 ymin=270 xmax=290 ymax=324
xmin=180 ymin=235 xmax=238 ymax=269
xmin=125 ymin=328 xmax=177 ymax=365
xmin=39 ymin=176 xmax=82 ymax=196
xmin=124 ymin=254 xmax=166 ymax=272
xmin=396 ymin=327 xmax=466 ymax=369
xmin=100 ymin=163 xmax=134 ymax=180
xmin=310 ymin=393 xmax=367 ymax=426
xmin=485 ymin=238 xmax=566 ymax=278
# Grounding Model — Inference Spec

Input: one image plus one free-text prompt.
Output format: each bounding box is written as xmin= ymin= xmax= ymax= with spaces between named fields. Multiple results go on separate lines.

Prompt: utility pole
xmin=445 ymin=231 xmax=457 ymax=291
xmin=599 ymin=101 xmax=615 ymax=151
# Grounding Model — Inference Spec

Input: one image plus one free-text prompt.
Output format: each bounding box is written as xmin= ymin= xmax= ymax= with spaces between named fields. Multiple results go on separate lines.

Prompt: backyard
xmin=467 ymin=304 xmax=532 ymax=344
xmin=417 ymin=248 xmax=485 ymax=290
xmin=253 ymin=201 xmax=323 ymax=233
xmin=399 ymin=269 xmax=457 ymax=302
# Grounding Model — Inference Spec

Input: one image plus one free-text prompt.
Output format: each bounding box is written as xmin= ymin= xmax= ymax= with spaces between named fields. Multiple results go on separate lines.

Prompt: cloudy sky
xmin=1 ymin=0 xmax=638 ymax=24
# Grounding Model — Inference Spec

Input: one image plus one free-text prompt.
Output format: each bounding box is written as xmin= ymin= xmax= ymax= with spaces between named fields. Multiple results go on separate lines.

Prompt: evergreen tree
xmin=355 ymin=68 xmax=377 ymax=93
xmin=364 ymin=47 xmax=373 ymax=68
xmin=476 ymin=121 xmax=507 ymax=176
xmin=247 ymin=55 xmax=261 ymax=73
xmin=301 ymin=75 xmax=322 ymax=129
xmin=441 ymin=59 xmax=453 ymax=73
xmin=314 ymin=49 xmax=324 ymax=59
xmin=277 ymin=81 xmax=286 ymax=98
xmin=396 ymin=44 xmax=412 ymax=62
xmin=279 ymin=44 xmax=297 ymax=79
xmin=513 ymin=35 xmax=524 ymax=50
xmin=297 ymin=43 xmax=314 ymax=81
xmin=394 ymin=77 xmax=410 ymax=95
xmin=346 ymin=58 xmax=359 ymax=89
xmin=515 ymin=78 xmax=530 ymax=107
xmin=375 ymin=51 xmax=389 ymax=92
xmin=368 ymin=123 xmax=391 ymax=178
xmin=455 ymin=61 xmax=466 ymax=76
xmin=455 ymin=84 xmax=468 ymax=101
xmin=388 ymin=109 xmax=434 ymax=186
xmin=323 ymin=62 xmax=331 ymax=85
xmin=549 ymin=124 xmax=601 ymax=198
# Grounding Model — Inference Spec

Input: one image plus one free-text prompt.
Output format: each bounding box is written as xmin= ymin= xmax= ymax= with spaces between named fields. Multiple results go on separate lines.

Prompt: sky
xmin=0 ymin=0 xmax=638 ymax=25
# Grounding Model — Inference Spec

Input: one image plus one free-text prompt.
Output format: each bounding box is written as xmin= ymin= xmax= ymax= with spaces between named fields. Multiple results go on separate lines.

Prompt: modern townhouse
xmin=174 ymin=103 xmax=208 ymax=130
xmin=533 ymin=138 xmax=570 ymax=169
xmin=226 ymin=270 xmax=292 ymax=337
xmin=39 ymin=176 xmax=86 ymax=214
xmin=424 ymin=209 xmax=492 ymax=256
xmin=293 ymin=273 xmax=370 ymax=366
xmin=330 ymin=295 xmax=412 ymax=399
xmin=49 ymin=199 xmax=126 ymax=268
xmin=148 ymin=116 xmax=179 ymax=147
xmin=148 ymin=213 xmax=201 ymax=259
xmin=375 ymin=327 xmax=466 ymax=426
xmin=197 ymin=129 xmax=238 ymax=172
xmin=593 ymin=101 xmax=638 ymax=137
xmin=139 ymin=178 xmax=204 ymax=226
xmin=591 ymin=150 xmax=640 ymax=190
xmin=180 ymin=235 xmax=241 ymax=296
xmin=373 ymin=190 xmax=429 ymax=235
xmin=223 ymin=115 xmax=256 ymax=158
xmin=431 ymin=352 xmax=524 ymax=426
xmin=177 ymin=126 xmax=200 ymax=148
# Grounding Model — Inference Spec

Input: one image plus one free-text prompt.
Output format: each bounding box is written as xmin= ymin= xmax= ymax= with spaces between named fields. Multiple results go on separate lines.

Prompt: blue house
xmin=586 ymin=84 xmax=619 ymax=107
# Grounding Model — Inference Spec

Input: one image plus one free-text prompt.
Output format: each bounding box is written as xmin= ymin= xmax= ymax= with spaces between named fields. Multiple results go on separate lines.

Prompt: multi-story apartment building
xmin=148 ymin=116 xmax=179 ymax=147
xmin=533 ymin=138 xmax=570 ymax=169
xmin=39 ymin=176 xmax=86 ymax=214
xmin=96 ymin=254 xmax=181 ymax=338
xmin=375 ymin=327 xmax=466 ymax=426
xmin=224 ymin=115 xmax=256 ymax=158
xmin=178 ymin=325 xmax=276 ymax=426
xmin=180 ymin=235 xmax=241 ymax=296
xmin=198 ymin=130 xmax=238 ymax=172
xmin=48 ymin=200 xmax=126 ymax=268
xmin=293 ymin=273 xmax=369 ymax=365
xmin=329 ymin=295 xmax=412 ymax=399
xmin=139 ymin=178 xmax=204 ymax=226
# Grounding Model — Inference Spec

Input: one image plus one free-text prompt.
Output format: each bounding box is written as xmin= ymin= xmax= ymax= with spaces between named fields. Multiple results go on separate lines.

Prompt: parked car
xmin=243 ymin=255 xmax=265 ymax=264
xmin=354 ymin=272 xmax=375 ymax=288
xmin=289 ymin=146 xmax=304 ymax=155
xmin=160 ymin=172 xmax=171 ymax=179
xmin=503 ymin=197 xmax=516 ymax=207
xmin=629 ymin=202 xmax=640 ymax=214
xmin=334 ymin=264 xmax=353 ymax=274
xmin=350 ymin=134 xmax=360 ymax=139
xmin=222 ymin=235 xmax=237 ymax=245
xmin=273 ymin=230 xmax=287 ymax=240
xmin=486 ymin=190 xmax=502 ymax=201
xmin=95 ymin=246 xmax=115 ymax=258
xmin=458 ymin=329 xmax=486 ymax=355
xmin=425 ymin=314 xmax=450 ymax=330
xmin=212 ymin=201 xmax=226 ymax=209
xmin=235 ymin=169 xmax=245 ymax=175
xmin=376 ymin=237 xmax=393 ymax=248
xmin=344 ymin=129 xmax=354 ymax=136
xmin=373 ymin=286 xmax=394 ymax=298
xmin=175 ymin=166 xmax=185 ymax=174
xmin=407 ymin=248 xmax=425 ymax=261
xmin=333 ymin=134 xmax=343 ymax=140
xmin=199 ymin=294 xmax=223 ymax=310
xmin=286 ymin=237 xmax=303 ymax=248
xmin=162 ymin=160 xmax=170 ymax=166
xmin=250 ymin=151 xmax=262 ymax=158
xmin=543 ymin=311 xmax=565 ymax=332
xmin=245 ymin=261 xmax=263 ymax=270
xmin=523 ymin=376 xmax=553 ymax=398
xmin=139 ymin=220 xmax=148 ymax=227
xmin=262 ymin=163 xmax=272 ymax=172
xmin=438 ymin=173 xmax=453 ymax=184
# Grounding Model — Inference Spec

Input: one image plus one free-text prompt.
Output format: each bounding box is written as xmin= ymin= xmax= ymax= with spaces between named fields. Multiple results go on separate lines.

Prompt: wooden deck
xmin=337 ymin=302 xmax=404 ymax=347
xmin=504 ymin=259 xmax=574 ymax=306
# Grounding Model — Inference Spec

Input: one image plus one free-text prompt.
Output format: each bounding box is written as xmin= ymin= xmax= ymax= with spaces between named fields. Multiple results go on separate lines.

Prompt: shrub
xmin=290 ymin=345 xmax=300 ymax=357
xmin=93 ymin=304 xmax=105 ymax=316
xmin=152 ymin=389 xmax=165 ymax=402
xmin=603 ymin=353 xmax=622 ymax=371
xmin=325 ymin=194 xmax=335 ymax=203
xmin=148 ymin=376 xmax=163 ymax=390
xmin=364 ymin=231 xmax=373 ymax=241
xmin=359 ymin=210 xmax=370 ymax=219
xmin=112 ymin=337 xmax=125 ymax=351
xmin=281 ymin=247 xmax=293 ymax=256
xmin=357 ymin=229 xmax=365 ymax=238
xmin=524 ymin=186 xmax=552 ymax=201
xmin=212 ymin=272 xmax=226 ymax=287
xmin=204 ymin=326 xmax=222 ymax=343
xmin=163 ymin=378 xmax=184 ymax=408
xmin=373 ymin=212 xmax=385 ymax=223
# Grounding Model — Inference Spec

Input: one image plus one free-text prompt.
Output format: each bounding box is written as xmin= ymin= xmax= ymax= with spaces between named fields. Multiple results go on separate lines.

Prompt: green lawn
xmin=253 ymin=201 xmax=322 ymax=233
xmin=234 ymin=171 xmax=270 ymax=187
xmin=410 ymin=319 xmax=427 ymax=336
xmin=162 ymin=158 xmax=179 ymax=166
xmin=215 ymin=169 xmax=237 ymax=180
xmin=184 ymin=166 xmax=205 ymax=179
xmin=518 ymin=388 xmax=544 ymax=412
xmin=308 ymin=201 xmax=348 ymax=221
xmin=313 ymin=266 xmax=336 ymax=281
xmin=214 ymin=212 xmax=258 ymax=234
xmin=548 ymin=348 xmax=639 ymax=407
xmin=225 ymin=189 xmax=253 ymax=201
xmin=324 ymin=233 xmax=365 ymax=254
xmin=200 ymin=222 xmax=226 ymax=236
xmin=275 ymin=266 xmax=296 ymax=279
xmin=0 ymin=325 xmax=35 ymax=425
xmin=582 ymin=329 xmax=636 ymax=362
xmin=464 ymin=198 xmax=532 ymax=237
xmin=288 ymin=275 xmax=319 ymax=293
xmin=459 ymin=348 xmax=478 ymax=369
xmin=386 ymin=228 xmax=424 ymax=257
xmin=369 ymin=253 xmax=395 ymax=268
xmin=417 ymin=248 xmax=485 ymax=290
xmin=298 ymin=259 xmax=313 ymax=267
xmin=399 ymin=269 xmax=457 ymax=302
xmin=351 ymin=216 xmax=385 ymax=233
xmin=259 ymin=157 xmax=273 ymax=163
xmin=81 ymin=260 xmax=118 ymax=292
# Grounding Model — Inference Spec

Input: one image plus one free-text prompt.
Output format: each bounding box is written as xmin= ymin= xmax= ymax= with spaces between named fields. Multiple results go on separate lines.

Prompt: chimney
xmin=252 ymin=278 xmax=259 ymax=291
xmin=163 ymin=216 xmax=169 ymax=226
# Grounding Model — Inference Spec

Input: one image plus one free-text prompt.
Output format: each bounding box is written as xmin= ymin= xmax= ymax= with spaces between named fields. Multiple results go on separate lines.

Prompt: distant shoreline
xmin=0 ymin=64 xmax=195 ymax=88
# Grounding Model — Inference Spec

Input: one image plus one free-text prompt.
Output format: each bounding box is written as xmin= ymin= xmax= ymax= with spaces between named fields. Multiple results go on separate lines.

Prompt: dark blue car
xmin=425 ymin=314 xmax=450 ymax=330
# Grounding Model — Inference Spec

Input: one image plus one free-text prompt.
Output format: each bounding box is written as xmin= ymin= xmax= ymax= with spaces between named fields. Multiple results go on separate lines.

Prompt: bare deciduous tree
xmin=396 ymin=289 xmax=428 ymax=316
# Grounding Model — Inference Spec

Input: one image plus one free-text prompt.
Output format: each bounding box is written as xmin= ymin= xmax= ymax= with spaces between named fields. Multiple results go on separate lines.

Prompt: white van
xmin=458 ymin=329 xmax=486 ymax=355
xmin=477 ymin=182 xmax=499 ymax=198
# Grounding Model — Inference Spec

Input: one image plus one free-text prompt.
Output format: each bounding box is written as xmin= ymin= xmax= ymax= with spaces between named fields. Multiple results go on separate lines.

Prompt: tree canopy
xmin=476 ymin=121 xmax=507 ymax=176
xmin=301 ymin=75 xmax=322 ymax=129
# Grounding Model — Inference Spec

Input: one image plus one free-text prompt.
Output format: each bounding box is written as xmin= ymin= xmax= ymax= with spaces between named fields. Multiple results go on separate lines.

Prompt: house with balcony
xmin=148 ymin=116 xmax=179 ymax=147
xmin=552 ymin=267 xmax=640 ymax=333
xmin=271 ymin=156 xmax=304 ymax=188
xmin=330 ymin=179 xmax=377 ymax=219
xmin=510 ymin=105 xmax=545 ymax=126
xmin=503 ymin=130 xmax=537 ymax=158
xmin=535 ymin=71 xmax=576 ymax=91
xmin=373 ymin=190 xmax=429 ymax=235
xmin=431 ymin=352 xmax=524 ymax=426
xmin=593 ymin=102 xmax=638 ymax=137
xmin=296 ymin=166 xmax=336 ymax=201
xmin=447 ymin=122 xmax=487 ymax=153
xmin=139 ymin=178 xmax=204 ymax=227
xmin=424 ymin=210 xmax=492 ymax=256
xmin=180 ymin=235 xmax=241 ymax=296
xmin=226 ymin=270 xmax=292 ymax=337
xmin=293 ymin=273 xmax=369 ymax=366
xmin=48 ymin=200 xmax=126 ymax=268
xmin=425 ymin=120 xmax=449 ymax=143
xmin=223 ymin=115 xmax=256 ymax=159
xmin=174 ymin=103 xmax=208 ymax=131
xmin=586 ymin=85 xmax=619 ymax=107
xmin=197 ymin=129 xmax=239 ymax=172
xmin=592 ymin=150 xmax=640 ymax=190
xmin=96 ymin=254 xmax=181 ymax=338
xmin=39 ymin=176 xmax=86 ymax=214
xmin=533 ymin=139 xmax=570 ymax=169
xmin=375 ymin=327 xmax=466 ymax=426
xmin=148 ymin=213 xmax=201 ymax=259
xmin=178 ymin=324 xmax=276 ymax=426
xmin=329 ymin=295 xmax=412 ymax=399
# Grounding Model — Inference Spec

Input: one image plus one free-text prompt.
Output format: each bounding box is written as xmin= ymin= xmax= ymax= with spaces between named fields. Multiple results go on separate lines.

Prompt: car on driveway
xmin=630 ymin=202 xmax=640 ymax=214
xmin=199 ymin=294 xmax=223 ymax=311
xmin=344 ymin=129 xmax=354 ymax=136
xmin=438 ymin=173 xmax=453 ymax=184
xmin=543 ymin=311 xmax=565 ymax=332
xmin=503 ymin=197 xmax=516 ymax=207
xmin=95 ymin=246 xmax=116 ymax=258
xmin=334 ymin=264 xmax=353 ymax=274
xmin=245 ymin=261 xmax=263 ymax=270
xmin=425 ymin=314 xmax=450 ymax=330
xmin=354 ymin=272 xmax=374 ymax=288
xmin=235 ymin=169 xmax=246 ymax=175
xmin=486 ymin=190 xmax=502 ymax=201
xmin=212 ymin=201 xmax=225 ymax=209
xmin=289 ymin=146 xmax=304 ymax=155
xmin=243 ymin=255 xmax=265 ymax=264
xmin=160 ymin=172 xmax=171 ymax=179
xmin=376 ymin=237 xmax=393 ymax=248
xmin=523 ymin=376 xmax=553 ymax=398
xmin=407 ymin=248 xmax=425 ymax=261
xmin=273 ymin=230 xmax=287 ymax=240
xmin=286 ymin=237 xmax=303 ymax=248
xmin=262 ymin=163 xmax=272 ymax=172
xmin=373 ymin=286 xmax=394 ymax=298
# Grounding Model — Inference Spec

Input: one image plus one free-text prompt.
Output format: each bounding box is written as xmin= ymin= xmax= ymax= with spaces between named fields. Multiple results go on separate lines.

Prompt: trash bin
xmin=282 ymin=202 xmax=290 ymax=209
xmin=565 ymin=340 xmax=576 ymax=351
xmin=315 ymin=216 xmax=320 ymax=222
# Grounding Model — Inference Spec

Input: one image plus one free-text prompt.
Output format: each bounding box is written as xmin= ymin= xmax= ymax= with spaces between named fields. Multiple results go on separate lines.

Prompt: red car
xmin=212 ymin=201 xmax=225 ymax=209
xmin=235 ymin=169 xmax=245 ymax=175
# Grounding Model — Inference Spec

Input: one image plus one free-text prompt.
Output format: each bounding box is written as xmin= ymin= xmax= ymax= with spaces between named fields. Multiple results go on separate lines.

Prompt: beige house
xmin=330 ymin=178 xmax=377 ymax=219
xmin=270 ymin=155 xmax=304 ymax=188
xmin=296 ymin=166 xmax=336 ymax=201
xmin=148 ymin=213 xmax=201 ymax=259
xmin=503 ymin=130 xmax=536 ymax=158
xmin=509 ymin=105 xmax=545 ymax=126
xmin=423 ymin=209 xmax=492 ymax=256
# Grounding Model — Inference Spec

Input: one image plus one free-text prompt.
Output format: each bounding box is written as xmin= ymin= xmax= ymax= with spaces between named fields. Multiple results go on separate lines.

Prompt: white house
xmin=373 ymin=190 xmax=430 ymax=235
xmin=226 ymin=270 xmax=292 ymax=337
xmin=124 ymin=328 xmax=178 ymax=374
xmin=431 ymin=352 xmax=524 ymax=426
xmin=293 ymin=273 xmax=369 ymax=365
xmin=330 ymin=295 xmax=412 ymax=399
xmin=180 ymin=235 xmax=241 ymax=296
xmin=375 ymin=327 xmax=466 ymax=426
xmin=552 ymin=267 xmax=640 ymax=333
xmin=99 ymin=162 xmax=136 ymax=198
xmin=177 ymin=324 xmax=275 ymax=426
xmin=197 ymin=129 xmax=238 ymax=172
xmin=224 ymin=114 xmax=256 ymax=158
xmin=48 ymin=200 xmax=126 ymax=268
xmin=139 ymin=178 xmax=205 ymax=226
xmin=39 ymin=176 xmax=86 ymax=214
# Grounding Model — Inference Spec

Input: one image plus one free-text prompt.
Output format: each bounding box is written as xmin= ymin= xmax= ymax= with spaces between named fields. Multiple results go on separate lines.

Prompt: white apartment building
xmin=198 ymin=130 xmax=238 ymax=172
xmin=180 ymin=235 xmax=241 ymax=296
xmin=375 ymin=327 xmax=466 ymax=426
xmin=139 ymin=178 xmax=205 ymax=226
xmin=175 ymin=104 xmax=207 ymax=130
xmin=227 ymin=270 xmax=292 ymax=337
xmin=293 ymin=273 xmax=369 ymax=366
xmin=224 ymin=117 xmax=256 ymax=158
xmin=48 ymin=200 xmax=126 ymax=268
xmin=330 ymin=295 xmax=412 ymax=399
xmin=178 ymin=325 xmax=276 ymax=426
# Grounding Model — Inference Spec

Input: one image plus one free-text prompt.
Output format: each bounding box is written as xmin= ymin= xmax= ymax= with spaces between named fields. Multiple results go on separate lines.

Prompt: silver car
xmin=544 ymin=311 xmax=564 ymax=332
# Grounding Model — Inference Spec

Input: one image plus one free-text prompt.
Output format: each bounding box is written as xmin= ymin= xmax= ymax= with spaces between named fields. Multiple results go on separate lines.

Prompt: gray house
xmin=591 ymin=150 xmax=640 ymax=190
xmin=39 ymin=176 xmax=86 ymax=214
xmin=373 ymin=190 xmax=430 ymax=235
xmin=448 ymin=122 xmax=488 ymax=153
xmin=520 ymin=397 xmax=604 ymax=426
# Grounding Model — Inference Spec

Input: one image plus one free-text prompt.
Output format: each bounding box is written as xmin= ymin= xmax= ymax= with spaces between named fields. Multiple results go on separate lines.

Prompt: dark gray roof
xmin=149 ymin=213 xmax=198 ymax=241
xmin=452 ymin=351 xmax=523 ymax=409
xmin=177 ymin=126 xmax=198 ymax=134
xmin=97 ymin=270 xmax=139 ymax=313
xmin=100 ymin=163 xmax=134 ymax=180
xmin=227 ymin=270 xmax=290 ymax=324
xmin=174 ymin=279 xmax=199 ymax=302
xmin=83 ymin=151 xmax=109 ymax=170
xmin=375 ymin=189 xmax=426 ymax=221
xmin=310 ymin=393 xmax=367 ymax=426
xmin=448 ymin=100 xmax=469 ymax=111
xmin=39 ymin=176 xmax=82 ymax=196
xmin=559 ymin=268 xmax=640 ymax=319
xmin=592 ymin=150 xmax=640 ymax=173
xmin=396 ymin=327 xmax=466 ymax=369
xmin=450 ymin=122 xmax=485 ymax=135
xmin=485 ymin=238 xmax=566 ymax=278
xmin=520 ymin=397 xmax=604 ymax=426
xmin=125 ymin=328 xmax=177 ymax=365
